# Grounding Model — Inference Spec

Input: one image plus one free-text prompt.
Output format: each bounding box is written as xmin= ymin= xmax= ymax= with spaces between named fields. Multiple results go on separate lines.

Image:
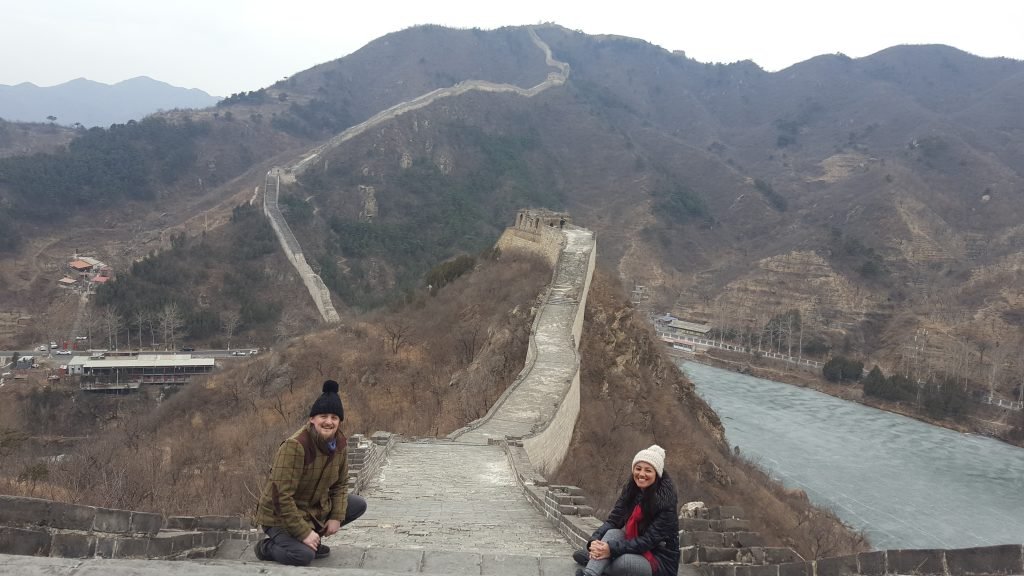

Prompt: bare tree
xmin=220 ymin=309 xmax=242 ymax=350
xmin=976 ymin=339 xmax=991 ymax=368
xmin=102 ymin=306 xmax=125 ymax=350
xmin=80 ymin=308 xmax=99 ymax=344
xmin=384 ymin=320 xmax=414 ymax=355
xmin=987 ymin=344 xmax=1011 ymax=401
xmin=146 ymin=310 xmax=159 ymax=348
xmin=457 ymin=322 xmax=482 ymax=365
xmin=158 ymin=303 xmax=185 ymax=350
xmin=275 ymin=309 xmax=305 ymax=342
xmin=133 ymin=309 xmax=148 ymax=351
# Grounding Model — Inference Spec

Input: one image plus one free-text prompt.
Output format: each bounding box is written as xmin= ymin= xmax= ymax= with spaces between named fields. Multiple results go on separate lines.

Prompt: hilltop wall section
xmin=494 ymin=209 xmax=570 ymax=267
xmin=262 ymin=169 xmax=340 ymax=323
xmin=455 ymin=209 xmax=595 ymax=477
xmin=284 ymin=28 xmax=569 ymax=178
xmin=263 ymin=27 xmax=571 ymax=320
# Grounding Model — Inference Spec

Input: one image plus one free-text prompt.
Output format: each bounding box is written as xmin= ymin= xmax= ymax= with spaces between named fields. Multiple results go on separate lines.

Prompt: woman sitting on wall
xmin=572 ymin=445 xmax=680 ymax=576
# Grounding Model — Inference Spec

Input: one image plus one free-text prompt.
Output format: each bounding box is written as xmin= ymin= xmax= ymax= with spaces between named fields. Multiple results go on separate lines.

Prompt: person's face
xmin=309 ymin=413 xmax=340 ymax=439
xmin=633 ymin=461 xmax=657 ymax=489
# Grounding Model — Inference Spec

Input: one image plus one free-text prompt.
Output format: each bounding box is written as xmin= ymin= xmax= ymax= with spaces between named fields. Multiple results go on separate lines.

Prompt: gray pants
xmin=581 ymin=528 xmax=654 ymax=576
xmin=261 ymin=494 xmax=367 ymax=566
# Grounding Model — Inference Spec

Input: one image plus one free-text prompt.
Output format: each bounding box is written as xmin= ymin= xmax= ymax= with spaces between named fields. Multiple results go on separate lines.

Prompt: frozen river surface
xmin=682 ymin=361 xmax=1024 ymax=549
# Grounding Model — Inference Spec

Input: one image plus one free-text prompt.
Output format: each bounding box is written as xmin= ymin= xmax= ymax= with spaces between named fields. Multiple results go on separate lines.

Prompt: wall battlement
xmin=495 ymin=208 xmax=572 ymax=267
xmin=0 ymin=433 xmax=395 ymax=561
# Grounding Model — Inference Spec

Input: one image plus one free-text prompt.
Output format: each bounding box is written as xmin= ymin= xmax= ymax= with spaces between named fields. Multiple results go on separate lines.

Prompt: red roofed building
xmin=69 ymin=260 xmax=93 ymax=273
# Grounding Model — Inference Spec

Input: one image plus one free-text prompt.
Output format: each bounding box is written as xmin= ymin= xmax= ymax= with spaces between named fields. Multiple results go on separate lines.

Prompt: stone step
xmin=679 ymin=530 xmax=764 ymax=548
xmin=212 ymin=543 xmax=578 ymax=574
xmin=681 ymin=545 xmax=803 ymax=565
xmin=680 ymin=517 xmax=751 ymax=532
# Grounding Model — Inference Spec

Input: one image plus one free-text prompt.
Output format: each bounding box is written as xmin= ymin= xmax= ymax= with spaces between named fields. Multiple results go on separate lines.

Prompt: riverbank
xmin=681 ymin=348 xmax=1024 ymax=449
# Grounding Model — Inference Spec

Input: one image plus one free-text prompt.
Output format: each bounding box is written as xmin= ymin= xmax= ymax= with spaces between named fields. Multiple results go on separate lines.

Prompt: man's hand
xmin=324 ymin=519 xmax=341 ymax=536
xmin=301 ymin=530 xmax=320 ymax=551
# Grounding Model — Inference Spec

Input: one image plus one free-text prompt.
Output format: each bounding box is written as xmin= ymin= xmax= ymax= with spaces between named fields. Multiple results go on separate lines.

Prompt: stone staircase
xmin=679 ymin=504 xmax=804 ymax=576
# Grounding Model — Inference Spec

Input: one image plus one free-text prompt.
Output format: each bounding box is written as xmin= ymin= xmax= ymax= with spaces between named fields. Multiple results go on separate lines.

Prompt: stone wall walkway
xmin=454 ymin=227 xmax=594 ymax=444
xmin=330 ymin=440 xmax=570 ymax=556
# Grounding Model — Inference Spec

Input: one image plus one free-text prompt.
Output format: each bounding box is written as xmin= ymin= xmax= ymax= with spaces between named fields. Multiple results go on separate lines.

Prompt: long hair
xmin=619 ymin=469 xmax=674 ymax=533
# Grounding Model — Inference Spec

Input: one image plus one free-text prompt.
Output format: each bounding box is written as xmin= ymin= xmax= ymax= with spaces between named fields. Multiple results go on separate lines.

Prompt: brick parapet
xmin=0 ymin=434 xmax=395 ymax=561
xmin=347 ymin=431 xmax=398 ymax=495
xmin=0 ymin=495 xmax=163 ymax=537
xmin=501 ymin=442 xmax=601 ymax=552
xmin=700 ymin=545 xmax=1024 ymax=576
xmin=0 ymin=495 xmax=256 ymax=560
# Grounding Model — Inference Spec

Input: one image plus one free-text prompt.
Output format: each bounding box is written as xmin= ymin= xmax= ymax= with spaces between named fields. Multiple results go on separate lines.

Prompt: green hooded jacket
xmin=256 ymin=425 xmax=349 ymax=539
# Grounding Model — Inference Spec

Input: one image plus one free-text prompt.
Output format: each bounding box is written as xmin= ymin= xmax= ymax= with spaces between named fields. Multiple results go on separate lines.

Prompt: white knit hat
xmin=632 ymin=444 xmax=666 ymax=477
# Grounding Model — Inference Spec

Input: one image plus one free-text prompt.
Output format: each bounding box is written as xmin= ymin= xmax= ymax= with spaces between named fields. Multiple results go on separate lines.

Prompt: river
xmin=680 ymin=361 xmax=1024 ymax=550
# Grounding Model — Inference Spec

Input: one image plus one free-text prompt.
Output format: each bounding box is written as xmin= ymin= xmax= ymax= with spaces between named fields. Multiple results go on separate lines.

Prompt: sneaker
xmin=315 ymin=543 xmax=331 ymax=559
xmin=253 ymin=538 xmax=271 ymax=561
xmin=573 ymin=549 xmax=589 ymax=565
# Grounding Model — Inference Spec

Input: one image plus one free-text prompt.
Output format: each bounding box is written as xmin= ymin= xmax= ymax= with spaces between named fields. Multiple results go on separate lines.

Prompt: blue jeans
xmin=582 ymin=528 xmax=654 ymax=576
xmin=260 ymin=493 xmax=367 ymax=566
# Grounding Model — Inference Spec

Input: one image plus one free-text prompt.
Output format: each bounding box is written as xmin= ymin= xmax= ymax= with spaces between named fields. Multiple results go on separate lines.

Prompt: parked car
xmin=36 ymin=345 xmax=47 ymax=352
xmin=181 ymin=346 xmax=195 ymax=352
xmin=55 ymin=350 xmax=72 ymax=355
xmin=231 ymin=350 xmax=247 ymax=356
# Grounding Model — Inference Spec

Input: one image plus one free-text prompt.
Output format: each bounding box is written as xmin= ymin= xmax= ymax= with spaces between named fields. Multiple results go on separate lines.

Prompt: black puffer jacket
xmin=590 ymin=474 xmax=680 ymax=576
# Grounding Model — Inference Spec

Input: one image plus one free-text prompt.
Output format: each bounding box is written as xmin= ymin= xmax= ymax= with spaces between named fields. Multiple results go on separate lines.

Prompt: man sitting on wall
xmin=254 ymin=380 xmax=367 ymax=566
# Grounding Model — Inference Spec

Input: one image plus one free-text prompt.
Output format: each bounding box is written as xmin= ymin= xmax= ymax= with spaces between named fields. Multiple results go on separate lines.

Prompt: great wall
xmin=3 ymin=208 xmax=1023 ymax=575
xmin=2 ymin=26 xmax=1021 ymax=576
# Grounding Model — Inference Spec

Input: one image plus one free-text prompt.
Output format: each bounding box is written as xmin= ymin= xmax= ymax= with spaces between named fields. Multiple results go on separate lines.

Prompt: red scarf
xmin=624 ymin=503 xmax=658 ymax=572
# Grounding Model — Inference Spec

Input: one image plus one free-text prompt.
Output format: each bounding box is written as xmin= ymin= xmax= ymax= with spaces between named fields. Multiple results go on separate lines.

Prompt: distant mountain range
xmin=0 ymin=76 xmax=220 ymax=127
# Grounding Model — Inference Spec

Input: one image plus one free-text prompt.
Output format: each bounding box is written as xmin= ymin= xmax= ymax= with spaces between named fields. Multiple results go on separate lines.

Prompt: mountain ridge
xmin=2 ymin=23 xmax=1024 ymax=416
xmin=0 ymin=75 xmax=220 ymax=127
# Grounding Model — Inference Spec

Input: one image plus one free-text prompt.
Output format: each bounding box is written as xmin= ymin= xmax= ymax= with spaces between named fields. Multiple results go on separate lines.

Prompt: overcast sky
xmin=3 ymin=0 xmax=1022 ymax=97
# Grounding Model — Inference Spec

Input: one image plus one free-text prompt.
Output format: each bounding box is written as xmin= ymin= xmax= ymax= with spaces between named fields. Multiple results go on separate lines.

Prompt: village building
xmin=62 ymin=255 xmax=114 ymax=291
xmin=654 ymin=313 xmax=713 ymax=338
xmin=666 ymin=319 xmax=713 ymax=338
xmin=66 ymin=354 xmax=215 ymax=391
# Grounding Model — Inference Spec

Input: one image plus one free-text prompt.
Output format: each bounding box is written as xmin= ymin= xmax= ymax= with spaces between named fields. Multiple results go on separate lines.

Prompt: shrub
xmin=864 ymin=372 xmax=916 ymax=402
xmin=822 ymin=356 xmax=863 ymax=383
xmin=424 ymin=254 xmax=476 ymax=293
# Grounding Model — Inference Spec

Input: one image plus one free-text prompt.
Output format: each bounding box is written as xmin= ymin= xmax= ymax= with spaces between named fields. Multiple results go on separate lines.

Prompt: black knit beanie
xmin=309 ymin=380 xmax=344 ymax=420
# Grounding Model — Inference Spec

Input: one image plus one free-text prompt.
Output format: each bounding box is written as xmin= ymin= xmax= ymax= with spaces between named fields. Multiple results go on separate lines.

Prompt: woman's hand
xmin=589 ymin=540 xmax=611 ymax=560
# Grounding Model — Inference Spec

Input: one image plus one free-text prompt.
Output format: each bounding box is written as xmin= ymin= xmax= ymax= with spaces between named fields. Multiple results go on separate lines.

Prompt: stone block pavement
xmin=1 ymin=549 xmax=578 ymax=575
xmin=323 ymin=440 xmax=571 ymax=556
